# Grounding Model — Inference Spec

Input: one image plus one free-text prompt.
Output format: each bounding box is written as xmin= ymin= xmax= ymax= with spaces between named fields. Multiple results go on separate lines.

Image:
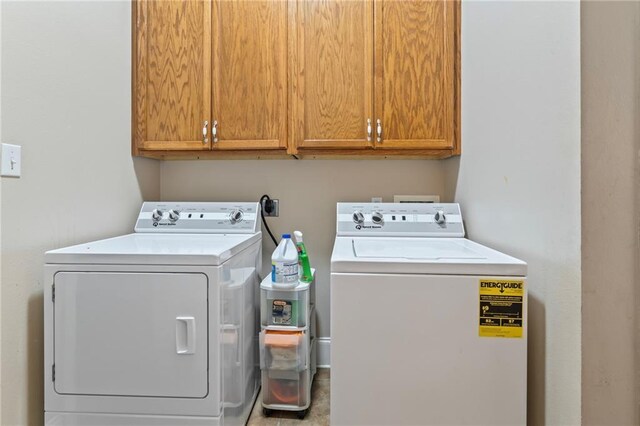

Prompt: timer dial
xmin=352 ymin=211 xmax=365 ymax=225
xmin=229 ymin=210 xmax=244 ymax=224
xmin=371 ymin=211 xmax=384 ymax=225
xmin=152 ymin=209 xmax=164 ymax=221
xmin=434 ymin=210 xmax=446 ymax=225
xmin=168 ymin=210 xmax=180 ymax=222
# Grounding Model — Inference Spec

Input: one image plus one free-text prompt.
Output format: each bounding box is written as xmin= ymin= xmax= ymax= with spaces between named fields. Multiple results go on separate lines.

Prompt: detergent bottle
xmin=271 ymin=234 xmax=299 ymax=287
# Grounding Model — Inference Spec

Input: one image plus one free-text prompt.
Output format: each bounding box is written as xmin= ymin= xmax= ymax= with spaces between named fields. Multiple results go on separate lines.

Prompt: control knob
xmin=168 ymin=209 xmax=180 ymax=222
xmin=352 ymin=211 xmax=365 ymax=225
xmin=434 ymin=210 xmax=446 ymax=225
xmin=152 ymin=209 xmax=164 ymax=222
xmin=229 ymin=209 xmax=244 ymax=224
xmin=371 ymin=211 xmax=384 ymax=225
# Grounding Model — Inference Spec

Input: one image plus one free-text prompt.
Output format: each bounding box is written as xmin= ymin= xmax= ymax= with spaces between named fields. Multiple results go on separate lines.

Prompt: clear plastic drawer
xmin=260 ymin=330 xmax=308 ymax=372
xmin=261 ymin=286 xmax=309 ymax=328
xmin=261 ymin=368 xmax=310 ymax=408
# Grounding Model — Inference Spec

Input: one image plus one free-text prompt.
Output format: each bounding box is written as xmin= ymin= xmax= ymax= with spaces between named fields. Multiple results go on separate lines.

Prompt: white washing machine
xmin=44 ymin=202 xmax=262 ymax=426
xmin=330 ymin=203 xmax=527 ymax=425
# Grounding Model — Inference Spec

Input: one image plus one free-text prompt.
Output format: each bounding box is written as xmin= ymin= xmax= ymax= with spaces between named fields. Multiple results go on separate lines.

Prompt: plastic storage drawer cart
xmin=259 ymin=270 xmax=316 ymax=419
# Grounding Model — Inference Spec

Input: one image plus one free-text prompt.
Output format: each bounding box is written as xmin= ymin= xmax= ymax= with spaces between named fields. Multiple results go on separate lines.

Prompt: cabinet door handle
xmin=376 ymin=119 xmax=382 ymax=143
xmin=212 ymin=120 xmax=218 ymax=143
xmin=202 ymin=121 xmax=209 ymax=144
xmin=366 ymin=118 xmax=372 ymax=142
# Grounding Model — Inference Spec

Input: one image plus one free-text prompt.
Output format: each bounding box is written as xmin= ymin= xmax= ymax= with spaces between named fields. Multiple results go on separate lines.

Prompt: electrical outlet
xmin=262 ymin=198 xmax=279 ymax=217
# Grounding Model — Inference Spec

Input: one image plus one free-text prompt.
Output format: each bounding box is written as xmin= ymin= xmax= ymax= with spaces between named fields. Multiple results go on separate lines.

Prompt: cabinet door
xmin=374 ymin=0 xmax=456 ymax=149
xmin=134 ymin=0 xmax=212 ymax=151
xmin=292 ymin=0 xmax=374 ymax=151
xmin=211 ymin=0 xmax=287 ymax=150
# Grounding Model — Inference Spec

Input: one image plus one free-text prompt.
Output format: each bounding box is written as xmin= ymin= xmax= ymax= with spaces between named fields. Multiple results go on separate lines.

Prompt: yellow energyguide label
xmin=479 ymin=279 xmax=524 ymax=338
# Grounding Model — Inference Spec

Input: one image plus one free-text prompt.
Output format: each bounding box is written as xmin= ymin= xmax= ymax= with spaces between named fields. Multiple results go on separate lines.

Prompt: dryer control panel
xmin=135 ymin=202 xmax=260 ymax=234
xmin=336 ymin=203 xmax=465 ymax=237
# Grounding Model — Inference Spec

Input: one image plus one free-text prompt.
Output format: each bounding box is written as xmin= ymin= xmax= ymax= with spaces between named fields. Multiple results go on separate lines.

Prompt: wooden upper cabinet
xmin=134 ymin=0 xmax=211 ymax=151
xmin=211 ymin=0 xmax=287 ymax=150
xmin=291 ymin=0 xmax=374 ymax=151
xmin=374 ymin=0 xmax=456 ymax=150
xmin=132 ymin=0 xmax=460 ymax=158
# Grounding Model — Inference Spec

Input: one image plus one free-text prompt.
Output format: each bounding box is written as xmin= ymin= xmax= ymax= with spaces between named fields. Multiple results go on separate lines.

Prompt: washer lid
xmin=45 ymin=232 xmax=261 ymax=265
xmin=331 ymin=237 xmax=527 ymax=276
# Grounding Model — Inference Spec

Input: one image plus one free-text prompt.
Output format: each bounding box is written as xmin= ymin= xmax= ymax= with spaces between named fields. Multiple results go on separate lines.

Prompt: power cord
xmin=259 ymin=194 xmax=278 ymax=247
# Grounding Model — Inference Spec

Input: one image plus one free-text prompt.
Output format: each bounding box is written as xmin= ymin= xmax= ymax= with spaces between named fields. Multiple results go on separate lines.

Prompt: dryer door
xmin=53 ymin=272 xmax=208 ymax=398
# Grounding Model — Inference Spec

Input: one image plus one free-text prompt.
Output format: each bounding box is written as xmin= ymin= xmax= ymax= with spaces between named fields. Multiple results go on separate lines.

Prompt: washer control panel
xmin=336 ymin=203 xmax=464 ymax=237
xmin=135 ymin=202 xmax=260 ymax=233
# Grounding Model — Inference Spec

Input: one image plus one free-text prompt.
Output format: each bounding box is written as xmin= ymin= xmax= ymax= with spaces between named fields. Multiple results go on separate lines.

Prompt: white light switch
xmin=1 ymin=143 xmax=22 ymax=177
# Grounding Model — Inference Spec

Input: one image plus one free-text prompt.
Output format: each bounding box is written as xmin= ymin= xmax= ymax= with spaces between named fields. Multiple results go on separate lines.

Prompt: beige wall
xmin=581 ymin=2 xmax=640 ymax=424
xmin=160 ymin=160 xmax=447 ymax=339
xmin=444 ymin=1 xmax=581 ymax=424
xmin=0 ymin=2 xmax=160 ymax=425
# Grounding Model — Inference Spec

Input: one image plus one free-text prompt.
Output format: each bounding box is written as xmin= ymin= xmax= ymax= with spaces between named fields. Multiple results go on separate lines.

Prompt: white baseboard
xmin=317 ymin=337 xmax=331 ymax=368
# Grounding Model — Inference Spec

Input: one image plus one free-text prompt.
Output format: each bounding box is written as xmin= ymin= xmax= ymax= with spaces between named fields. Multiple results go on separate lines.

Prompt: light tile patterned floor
xmin=247 ymin=368 xmax=330 ymax=426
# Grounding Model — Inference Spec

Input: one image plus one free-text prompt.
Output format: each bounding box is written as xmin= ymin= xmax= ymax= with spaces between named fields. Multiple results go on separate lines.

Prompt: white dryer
xmin=330 ymin=203 xmax=527 ymax=425
xmin=44 ymin=202 xmax=262 ymax=426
